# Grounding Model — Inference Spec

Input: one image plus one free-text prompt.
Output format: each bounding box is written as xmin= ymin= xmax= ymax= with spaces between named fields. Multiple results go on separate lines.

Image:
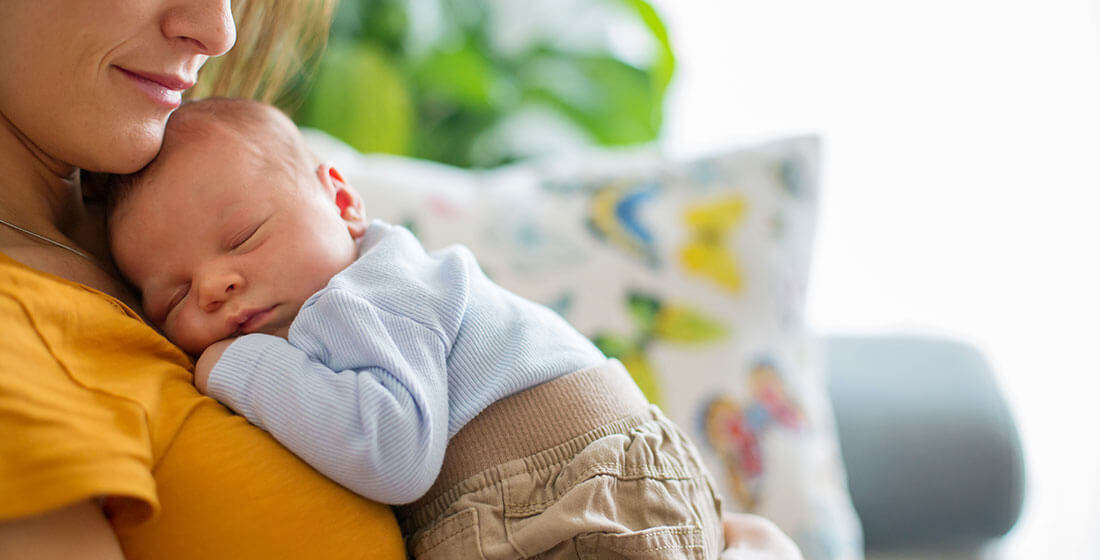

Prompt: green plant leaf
xmin=521 ymin=53 xmax=661 ymax=145
xmin=297 ymin=0 xmax=676 ymax=167
xmin=618 ymin=0 xmax=676 ymax=98
xmin=298 ymin=40 xmax=413 ymax=155
xmin=414 ymin=41 xmax=497 ymax=109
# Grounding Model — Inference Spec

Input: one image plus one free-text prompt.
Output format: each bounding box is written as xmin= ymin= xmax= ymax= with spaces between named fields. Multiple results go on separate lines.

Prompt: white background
xmin=649 ymin=0 xmax=1100 ymax=557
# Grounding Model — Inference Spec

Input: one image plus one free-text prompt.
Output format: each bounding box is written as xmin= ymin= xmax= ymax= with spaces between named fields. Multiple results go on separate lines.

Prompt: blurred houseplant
xmin=291 ymin=0 xmax=675 ymax=168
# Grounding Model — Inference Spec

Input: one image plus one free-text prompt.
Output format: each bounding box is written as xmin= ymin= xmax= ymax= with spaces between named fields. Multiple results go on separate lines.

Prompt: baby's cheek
xmin=167 ymin=316 xmax=207 ymax=357
xmin=273 ymin=324 xmax=290 ymax=339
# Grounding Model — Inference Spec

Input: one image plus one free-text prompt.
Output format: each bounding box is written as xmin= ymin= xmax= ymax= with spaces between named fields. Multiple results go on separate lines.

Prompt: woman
xmin=0 ymin=1 xmax=404 ymax=558
xmin=0 ymin=1 xmax=802 ymax=558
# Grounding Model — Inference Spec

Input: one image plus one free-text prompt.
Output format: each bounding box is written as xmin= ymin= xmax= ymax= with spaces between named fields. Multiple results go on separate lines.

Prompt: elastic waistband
xmin=397 ymin=359 xmax=649 ymax=522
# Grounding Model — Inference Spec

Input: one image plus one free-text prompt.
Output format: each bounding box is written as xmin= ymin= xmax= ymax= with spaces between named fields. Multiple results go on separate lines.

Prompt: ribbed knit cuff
xmin=207 ymin=334 xmax=293 ymax=418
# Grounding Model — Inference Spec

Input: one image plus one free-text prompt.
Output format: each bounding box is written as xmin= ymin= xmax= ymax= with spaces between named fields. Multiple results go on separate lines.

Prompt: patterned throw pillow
xmin=305 ymin=130 xmax=864 ymax=560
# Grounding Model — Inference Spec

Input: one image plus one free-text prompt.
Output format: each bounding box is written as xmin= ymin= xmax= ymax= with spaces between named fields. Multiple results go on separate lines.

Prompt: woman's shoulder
xmin=0 ymin=251 xmax=192 ymax=524
xmin=122 ymin=400 xmax=405 ymax=558
xmin=0 ymin=248 xmax=140 ymax=314
xmin=0 ymin=256 xmax=404 ymax=557
xmin=0 ymin=250 xmax=193 ymax=399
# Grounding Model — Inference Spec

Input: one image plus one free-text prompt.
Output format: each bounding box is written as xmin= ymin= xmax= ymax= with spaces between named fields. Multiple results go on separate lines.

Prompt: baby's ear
xmin=316 ymin=163 xmax=368 ymax=239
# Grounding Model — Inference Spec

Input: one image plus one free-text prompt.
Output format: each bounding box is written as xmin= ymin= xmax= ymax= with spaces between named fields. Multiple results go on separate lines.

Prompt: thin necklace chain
xmin=0 ymin=215 xmax=96 ymax=262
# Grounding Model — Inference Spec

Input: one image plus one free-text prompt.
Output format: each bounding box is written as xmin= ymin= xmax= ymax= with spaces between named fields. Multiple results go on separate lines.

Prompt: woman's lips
xmin=116 ymin=67 xmax=193 ymax=109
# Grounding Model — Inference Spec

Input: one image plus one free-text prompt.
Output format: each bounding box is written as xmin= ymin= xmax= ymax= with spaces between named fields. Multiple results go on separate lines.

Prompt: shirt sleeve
xmin=0 ymin=292 xmax=158 ymax=522
xmin=206 ymin=224 xmax=466 ymax=505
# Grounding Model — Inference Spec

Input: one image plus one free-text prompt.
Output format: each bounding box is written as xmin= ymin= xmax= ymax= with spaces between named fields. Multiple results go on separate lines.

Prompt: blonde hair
xmin=188 ymin=0 xmax=336 ymax=106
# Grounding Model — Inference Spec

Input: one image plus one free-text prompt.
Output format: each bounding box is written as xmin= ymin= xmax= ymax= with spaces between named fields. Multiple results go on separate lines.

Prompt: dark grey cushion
xmin=824 ymin=335 xmax=1025 ymax=550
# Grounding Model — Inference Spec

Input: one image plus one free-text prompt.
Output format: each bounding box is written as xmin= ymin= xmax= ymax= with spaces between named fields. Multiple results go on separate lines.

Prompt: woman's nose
xmin=161 ymin=0 xmax=237 ymax=57
xmin=197 ymin=269 xmax=245 ymax=312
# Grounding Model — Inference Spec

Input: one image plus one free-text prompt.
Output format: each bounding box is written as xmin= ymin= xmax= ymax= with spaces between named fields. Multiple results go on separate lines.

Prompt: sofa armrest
xmin=823 ymin=334 xmax=1025 ymax=551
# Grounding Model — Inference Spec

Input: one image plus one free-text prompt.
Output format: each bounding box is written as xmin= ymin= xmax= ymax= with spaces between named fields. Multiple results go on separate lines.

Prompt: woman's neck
xmin=0 ymin=112 xmax=139 ymax=310
xmin=0 ymin=114 xmax=93 ymax=249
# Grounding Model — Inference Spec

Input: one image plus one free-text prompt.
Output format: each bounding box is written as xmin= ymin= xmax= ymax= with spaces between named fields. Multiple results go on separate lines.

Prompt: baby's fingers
xmin=719 ymin=513 xmax=804 ymax=560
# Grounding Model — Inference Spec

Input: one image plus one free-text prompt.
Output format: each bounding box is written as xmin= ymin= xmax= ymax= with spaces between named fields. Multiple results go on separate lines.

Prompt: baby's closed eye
xmin=146 ymin=283 xmax=189 ymax=325
xmin=228 ymin=223 xmax=261 ymax=250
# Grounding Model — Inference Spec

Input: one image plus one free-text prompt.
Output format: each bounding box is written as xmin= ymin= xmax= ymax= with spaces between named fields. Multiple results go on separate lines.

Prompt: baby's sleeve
xmin=0 ymin=293 xmax=158 ymax=524
xmin=205 ymin=223 xmax=476 ymax=504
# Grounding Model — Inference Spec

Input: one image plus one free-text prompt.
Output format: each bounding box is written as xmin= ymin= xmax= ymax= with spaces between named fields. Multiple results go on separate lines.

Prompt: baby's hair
xmin=106 ymin=97 xmax=321 ymax=223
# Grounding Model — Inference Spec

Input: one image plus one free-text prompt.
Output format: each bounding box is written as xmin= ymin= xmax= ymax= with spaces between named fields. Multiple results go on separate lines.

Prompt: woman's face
xmin=0 ymin=0 xmax=236 ymax=174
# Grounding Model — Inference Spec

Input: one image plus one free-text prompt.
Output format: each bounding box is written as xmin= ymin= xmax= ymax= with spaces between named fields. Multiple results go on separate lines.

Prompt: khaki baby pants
xmin=396 ymin=360 xmax=725 ymax=559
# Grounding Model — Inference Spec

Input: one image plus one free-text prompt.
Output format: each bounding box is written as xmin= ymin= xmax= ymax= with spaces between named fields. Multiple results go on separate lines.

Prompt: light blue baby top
xmin=207 ymin=220 xmax=606 ymax=504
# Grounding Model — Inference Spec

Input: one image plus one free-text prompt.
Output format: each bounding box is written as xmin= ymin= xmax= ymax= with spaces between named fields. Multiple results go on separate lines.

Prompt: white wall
xmin=650 ymin=0 xmax=1100 ymax=557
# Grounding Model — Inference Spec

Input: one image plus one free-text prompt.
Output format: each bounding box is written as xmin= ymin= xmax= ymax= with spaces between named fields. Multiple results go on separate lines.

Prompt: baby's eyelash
xmin=230 ymin=224 xmax=261 ymax=249
xmin=165 ymin=283 xmax=191 ymax=317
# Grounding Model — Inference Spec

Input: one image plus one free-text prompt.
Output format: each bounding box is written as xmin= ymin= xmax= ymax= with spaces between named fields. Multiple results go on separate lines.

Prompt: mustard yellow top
xmin=0 ymin=252 xmax=404 ymax=559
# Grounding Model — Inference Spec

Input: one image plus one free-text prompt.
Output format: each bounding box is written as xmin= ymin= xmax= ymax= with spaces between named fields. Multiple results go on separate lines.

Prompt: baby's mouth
xmin=232 ymin=305 xmax=277 ymax=335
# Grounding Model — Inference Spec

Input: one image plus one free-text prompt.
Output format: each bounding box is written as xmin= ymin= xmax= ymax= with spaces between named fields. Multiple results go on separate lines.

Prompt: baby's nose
xmin=197 ymin=272 xmax=243 ymax=311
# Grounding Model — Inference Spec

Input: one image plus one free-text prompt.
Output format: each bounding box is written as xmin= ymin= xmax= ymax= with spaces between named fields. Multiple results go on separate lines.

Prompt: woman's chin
xmin=83 ymin=125 xmax=165 ymax=174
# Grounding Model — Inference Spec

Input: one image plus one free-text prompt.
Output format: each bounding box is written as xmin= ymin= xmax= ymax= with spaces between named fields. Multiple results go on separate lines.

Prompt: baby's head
xmin=108 ymin=97 xmax=368 ymax=356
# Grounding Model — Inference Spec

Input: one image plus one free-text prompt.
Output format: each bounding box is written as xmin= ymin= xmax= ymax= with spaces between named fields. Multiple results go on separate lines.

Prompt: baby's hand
xmin=720 ymin=513 xmax=804 ymax=560
xmin=193 ymin=339 xmax=236 ymax=394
